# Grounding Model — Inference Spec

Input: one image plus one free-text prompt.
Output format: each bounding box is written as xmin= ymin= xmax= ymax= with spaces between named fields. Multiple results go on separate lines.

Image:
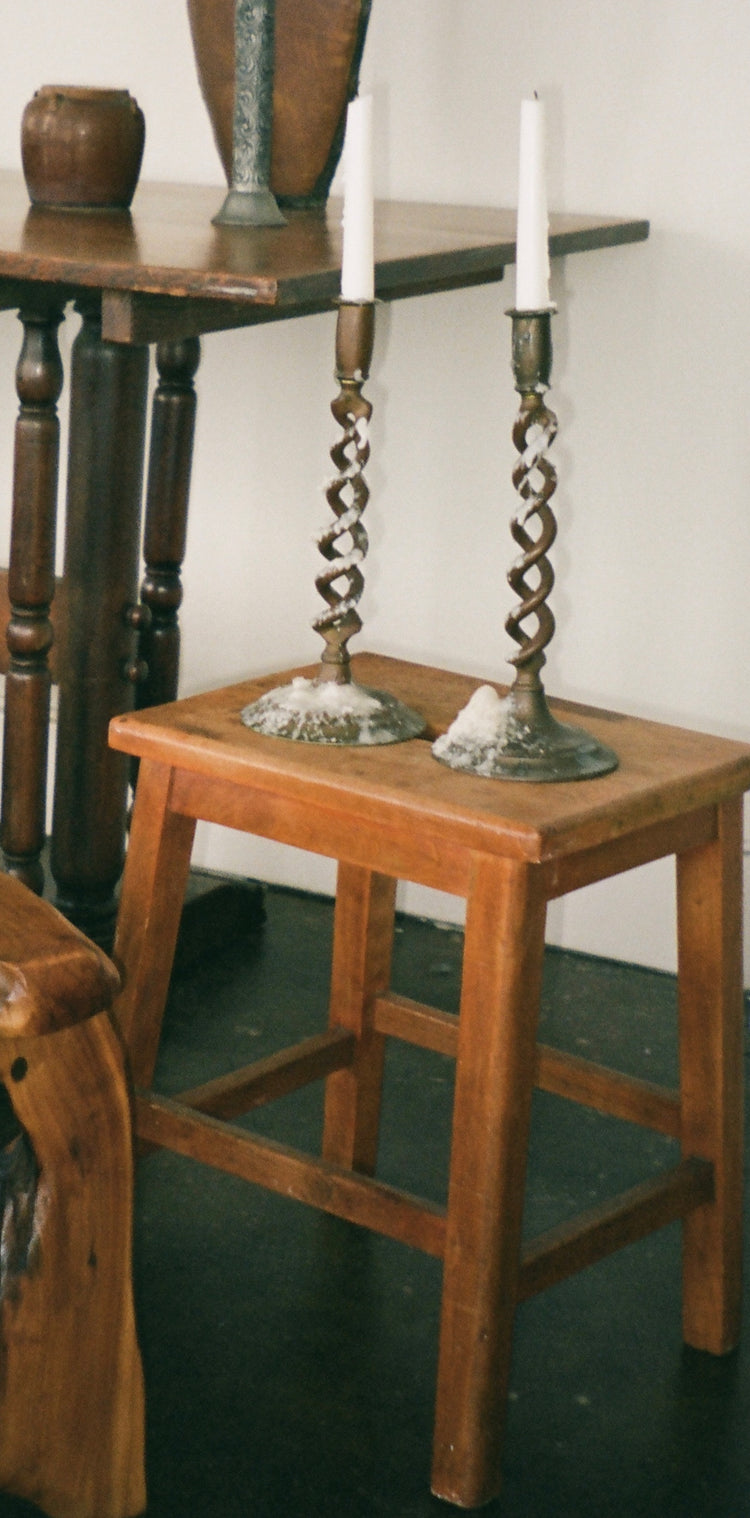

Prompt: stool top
xmin=110 ymin=654 xmax=750 ymax=866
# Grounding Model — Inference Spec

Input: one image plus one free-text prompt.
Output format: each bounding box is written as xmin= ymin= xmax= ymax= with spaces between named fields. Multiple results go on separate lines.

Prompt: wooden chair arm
xmin=0 ymin=873 xmax=144 ymax=1517
xmin=0 ymin=874 xmax=120 ymax=1039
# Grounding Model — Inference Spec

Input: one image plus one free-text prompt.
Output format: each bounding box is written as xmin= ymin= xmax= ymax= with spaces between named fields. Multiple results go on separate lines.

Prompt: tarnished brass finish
xmin=506 ymin=312 xmax=558 ymax=688
xmin=434 ymin=308 xmax=617 ymax=782
xmin=241 ymin=300 xmax=424 ymax=744
xmin=510 ymin=308 xmax=553 ymax=391
xmin=315 ymin=299 xmax=375 ymax=684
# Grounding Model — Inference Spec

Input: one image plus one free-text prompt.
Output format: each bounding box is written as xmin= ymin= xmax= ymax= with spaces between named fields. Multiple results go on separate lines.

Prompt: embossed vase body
xmin=21 ymin=87 xmax=145 ymax=209
xmin=232 ymin=0 xmax=277 ymax=197
xmin=212 ymin=0 xmax=286 ymax=226
xmin=187 ymin=0 xmax=371 ymax=206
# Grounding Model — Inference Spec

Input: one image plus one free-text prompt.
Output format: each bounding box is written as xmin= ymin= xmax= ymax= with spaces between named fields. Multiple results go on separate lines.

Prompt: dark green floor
xmin=4 ymin=884 xmax=750 ymax=1517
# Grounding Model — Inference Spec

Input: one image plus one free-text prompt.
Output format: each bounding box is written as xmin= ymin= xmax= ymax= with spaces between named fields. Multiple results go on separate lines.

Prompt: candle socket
xmin=433 ymin=307 xmax=618 ymax=782
xmin=509 ymin=306 xmax=554 ymax=391
xmin=335 ymin=297 xmax=375 ymax=385
xmin=241 ymin=299 xmax=424 ymax=745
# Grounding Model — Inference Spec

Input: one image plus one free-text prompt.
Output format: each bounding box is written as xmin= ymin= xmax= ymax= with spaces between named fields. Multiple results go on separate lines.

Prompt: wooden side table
xmin=0 ymin=171 xmax=648 ymax=938
xmin=109 ymin=653 xmax=749 ymax=1508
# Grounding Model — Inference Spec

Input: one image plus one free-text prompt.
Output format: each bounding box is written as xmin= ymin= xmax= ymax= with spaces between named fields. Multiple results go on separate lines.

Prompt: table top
xmin=109 ymin=654 xmax=750 ymax=869
xmin=0 ymin=172 xmax=649 ymax=343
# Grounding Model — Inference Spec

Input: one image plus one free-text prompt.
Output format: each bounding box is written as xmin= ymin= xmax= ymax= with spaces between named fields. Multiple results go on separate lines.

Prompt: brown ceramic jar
xmin=21 ymin=86 xmax=145 ymax=209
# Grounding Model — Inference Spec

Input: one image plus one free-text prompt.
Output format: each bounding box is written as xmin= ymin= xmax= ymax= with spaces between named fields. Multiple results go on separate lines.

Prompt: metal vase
xmin=213 ymin=0 xmax=286 ymax=227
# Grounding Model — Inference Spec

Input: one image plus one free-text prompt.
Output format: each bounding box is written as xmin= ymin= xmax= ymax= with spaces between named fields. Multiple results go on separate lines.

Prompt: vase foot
xmin=212 ymin=186 xmax=286 ymax=227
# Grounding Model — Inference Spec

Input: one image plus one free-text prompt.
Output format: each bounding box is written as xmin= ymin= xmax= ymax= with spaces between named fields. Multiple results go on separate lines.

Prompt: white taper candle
xmin=515 ymin=96 xmax=551 ymax=310
xmin=341 ymin=94 xmax=375 ymax=303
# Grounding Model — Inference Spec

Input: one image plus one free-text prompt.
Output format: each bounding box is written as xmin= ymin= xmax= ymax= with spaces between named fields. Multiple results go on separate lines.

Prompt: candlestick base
xmin=212 ymin=186 xmax=286 ymax=227
xmin=240 ymin=676 xmax=425 ymax=746
xmin=432 ymin=681 xmax=617 ymax=783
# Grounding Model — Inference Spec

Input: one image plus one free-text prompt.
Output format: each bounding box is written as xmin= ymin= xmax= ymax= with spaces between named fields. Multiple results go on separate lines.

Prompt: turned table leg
xmin=50 ymin=299 xmax=149 ymax=943
xmin=1 ymin=302 xmax=64 ymax=894
xmin=137 ymin=335 xmax=201 ymax=714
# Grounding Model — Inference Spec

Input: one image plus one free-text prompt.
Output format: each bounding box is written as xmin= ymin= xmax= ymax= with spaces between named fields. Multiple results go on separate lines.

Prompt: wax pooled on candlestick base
xmin=432 ymin=684 xmax=535 ymax=775
xmin=240 ymin=676 xmax=424 ymax=746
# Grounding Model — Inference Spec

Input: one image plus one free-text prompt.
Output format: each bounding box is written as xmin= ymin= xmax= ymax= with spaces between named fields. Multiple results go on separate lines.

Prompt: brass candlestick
xmin=433 ymin=308 xmax=617 ymax=781
xmin=241 ymin=300 xmax=424 ymax=744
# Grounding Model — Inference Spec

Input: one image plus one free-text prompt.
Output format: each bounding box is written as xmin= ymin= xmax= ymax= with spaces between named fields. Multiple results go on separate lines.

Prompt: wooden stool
xmin=110 ymin=653 xmax=750 ymax=1509
xmin=0 ymin=874 xmax=145 ymax=1518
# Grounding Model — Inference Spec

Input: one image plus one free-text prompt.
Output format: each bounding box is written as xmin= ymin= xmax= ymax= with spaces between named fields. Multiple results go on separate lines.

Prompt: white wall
xmin=0 ymin=2 xmax=748 ymax=977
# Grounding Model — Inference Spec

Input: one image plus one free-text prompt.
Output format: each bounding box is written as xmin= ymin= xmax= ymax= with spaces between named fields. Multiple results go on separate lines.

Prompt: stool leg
xmin=112 ymin=759 xmax=196 ymax=1087
xmin=677 ymin=795 xmax=743 ymax=1355
xmin=432 ymin=854 xmax=547 ymax=1509
xmin=322 ymin=863 xmax=396 ymax=1174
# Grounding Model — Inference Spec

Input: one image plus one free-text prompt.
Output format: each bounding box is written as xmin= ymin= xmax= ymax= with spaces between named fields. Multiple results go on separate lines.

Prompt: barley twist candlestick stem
xmin=506 ymin=314 xmax=558 ymax=685
xmin=434 ymin=308 xmax=617 ymax=781
xmin=314 ymin=298 xmax=373 ymax=683
xmin=241 ymin=301 xmax=424 ymax=744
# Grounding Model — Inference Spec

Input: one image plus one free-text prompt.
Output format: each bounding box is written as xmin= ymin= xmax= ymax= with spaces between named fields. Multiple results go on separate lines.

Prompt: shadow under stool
xmin=109 ymin=652 xmax=750 ymax=1510
xmin=0 ymin=873 xmax=145 ymax=1518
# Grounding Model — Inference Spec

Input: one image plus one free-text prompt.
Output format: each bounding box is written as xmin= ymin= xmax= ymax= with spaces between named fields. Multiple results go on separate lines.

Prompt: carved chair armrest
xmin=0 ymin=873 xmax=120 ymax=1040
